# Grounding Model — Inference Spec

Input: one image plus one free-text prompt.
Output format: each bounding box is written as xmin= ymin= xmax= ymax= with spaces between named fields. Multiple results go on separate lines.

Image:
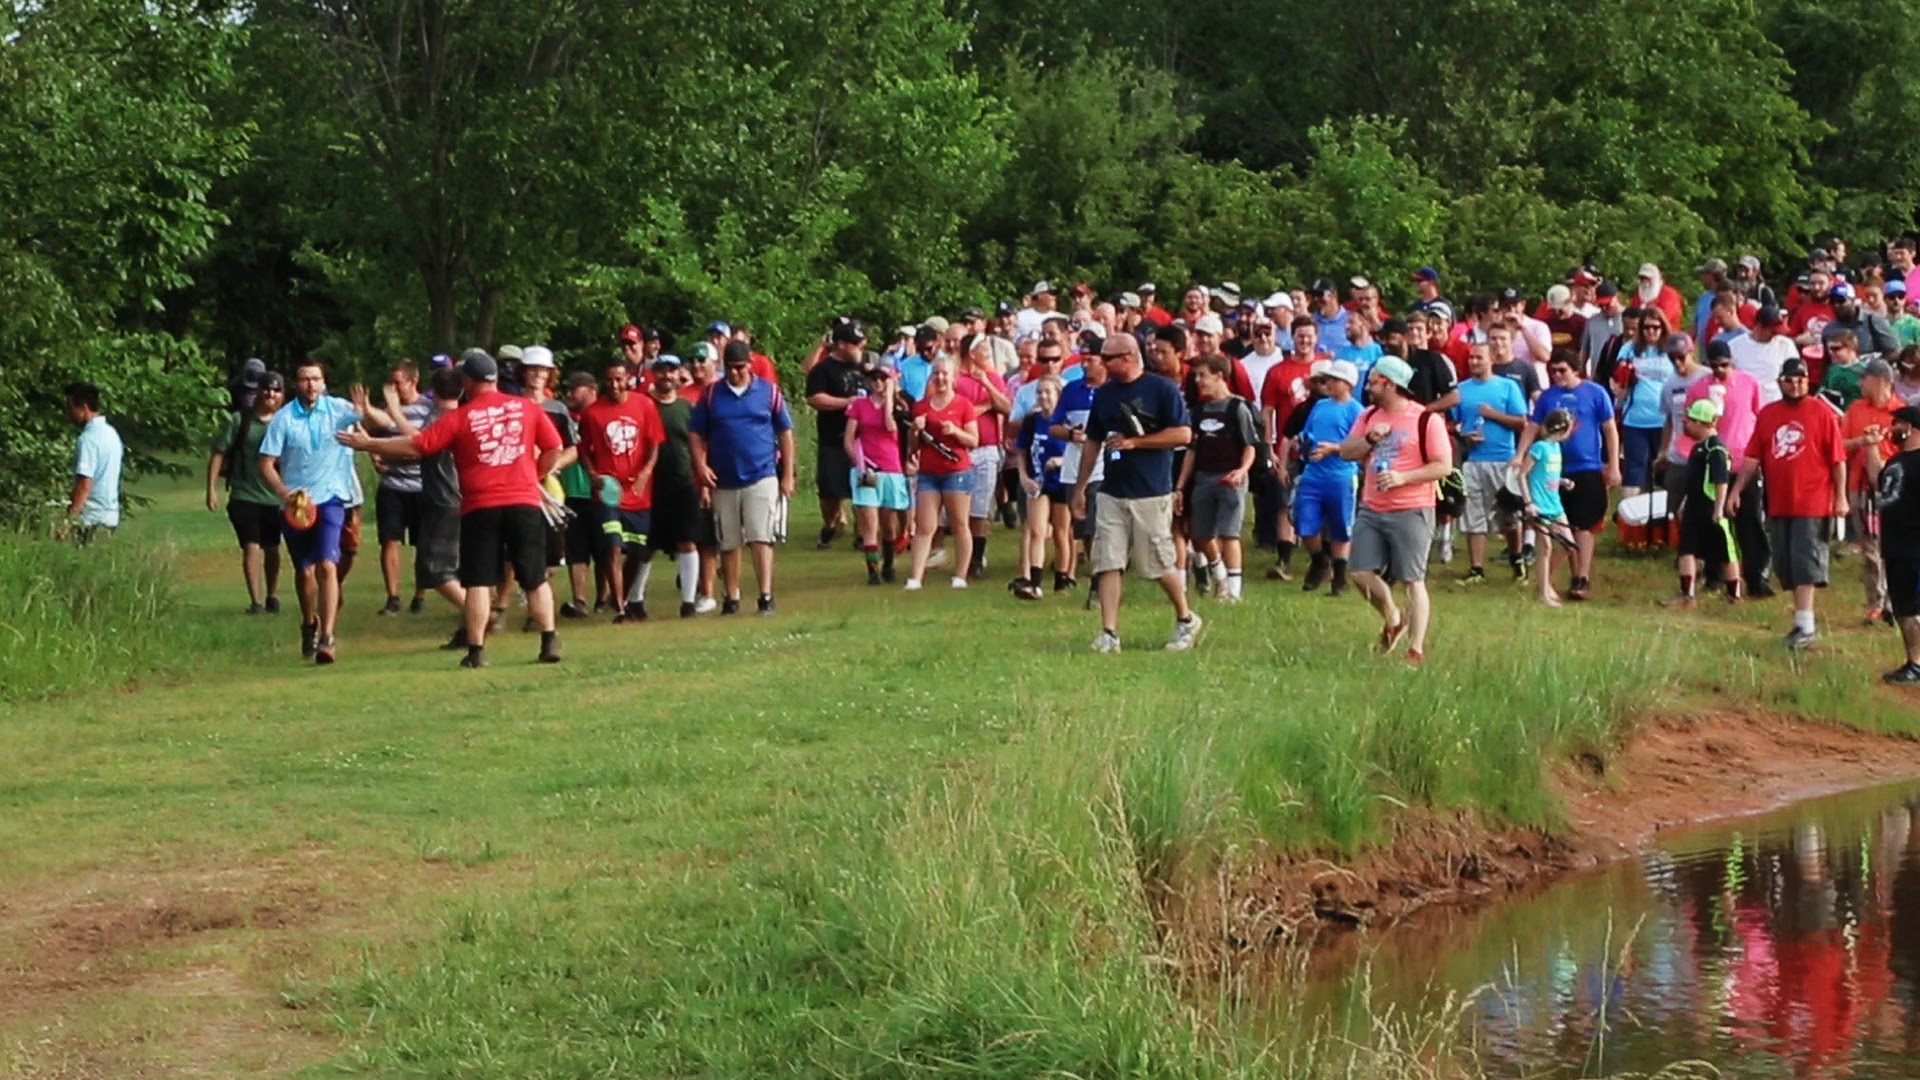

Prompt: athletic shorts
xmin=1677 ymin=511 xmax=1736 ymax=566
xmin=284 ymin=497 xmax=347 ymax=570
xmin=227 ymin=499 xmax=282 ymax=549
xmin=1091 ymin=493 xmax=1176 ymax=579
xmin=564 ymin=498 xmax=599 ymax=564
xmin=375 ymin=485 xmax=421 ymax=545
xmin=850 ymin=469 xmax=911 ymax=511
xmin=713 ymin=476 xmax=778 ymax=551
xmin=1563 ymin=470 xmax=1608 ymax=532
xmin=1189 ymin=473 xmax=1246 ymax=540
xmin=917 ymin=469 xmax=972 ymax=497
xmin=415 ymin=504 xmax=460 ymax=588
xmin=1768 ymin=515 xmax=1831 ymax=590
xmin=817 ymin=442 xmax=854 ymax=501
xmin=1886 ymin=554 xmax=1920 ymax=619
xmin=648 ymin=484 xmax=702 ymax=551
xmin=458 ymin=505 xmax=547 ymax=590
xmin=1460 ymin=460 xmax=1516 ymax=535
xmin=1619 ymin=426 xmax=1663 ymax=491
xmin=1293 ymin=473 xmax=1356 ymax=543
xmin=1350 ymin=505 xmax=1435 ymax=583
xmin=968 ymin=446 xmax=1003 ymax=520
xmin=603 ymin=508 xmax=651 ymax=552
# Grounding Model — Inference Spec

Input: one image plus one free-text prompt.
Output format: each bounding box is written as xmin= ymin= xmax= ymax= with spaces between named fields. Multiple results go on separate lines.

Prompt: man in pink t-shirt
xmin=1338 ymin=355 xmax=1454 ymax=665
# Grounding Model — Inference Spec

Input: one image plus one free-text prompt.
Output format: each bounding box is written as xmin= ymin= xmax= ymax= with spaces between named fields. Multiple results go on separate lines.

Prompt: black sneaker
xmin=488 ymin=609 xmax=505 ymax=632
xmin=882 ymin=564 xmax=897 ymax=584
xmin=1301 ymin=556 xmax=1329 ymax=592
xmin=264 ymin=596 xmax=281 ymax=614
xmin=679 ymin=601 xmax=696 ymax=618
xmin=1567 ymin=577 xmax=1591 ymax=601
xmin=440 ymin=627 xmax=469 ymax=650
xmin=616 ymin=601 xmax=647 ymax=623
xmin=867 ymin=568 xmax=883 ymax=586
xmin=1520 ymin=544 xmax=1537 ymax=568
xmin=245 ymin=602 xmax=264 ymax=615
xmin=300 ymin=621 xmax=318 ymax=659
xmin=757 ymin=594 xmax=775 ymax=616
xmin=1054 ymin=574 xmax=1077 ymax=594
xmin=378 ymin=596 xmax=401 ymax=616
xmin=1329 ymin=574 xmax=1349 ymax=598
xmin=560 ymin=600 xmax=588 ymax=619
xmin=816 ymin=525 xmax=840 ymax=550
xmin=1747 ymin=580 xmax=1777 ymax=600
xmin=537 ymin=635 xmax=562 ymax=664
xmin=1785 ymin=626 xmax=1818 ymax=651
xmin=1883 ymin=663 xmax=1920 ymax=685
xmin=721 ymin=597 xmax=740 ymax=616
xmin=409 ymin=596 xmax=426 ymax=615
xmin=459 ymin=648 xmax=488 ymax=669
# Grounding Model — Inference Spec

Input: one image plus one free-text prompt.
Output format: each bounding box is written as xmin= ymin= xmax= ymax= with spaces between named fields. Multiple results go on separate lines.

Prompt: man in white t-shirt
xmin=1238 ymin=317 xmax=1287 ymax=405
xmin=1726 ymin=306 xmax=1798 ymax=405
xmin=1015 ymin=281 xmax=1059 ymax=339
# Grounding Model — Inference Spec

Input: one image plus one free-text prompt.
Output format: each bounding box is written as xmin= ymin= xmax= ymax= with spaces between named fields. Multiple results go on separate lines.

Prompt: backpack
xmin=1231 ymin=396 xmax=1274 ymax=476
xmin=218 ymin=410 xmax=255 ymax=482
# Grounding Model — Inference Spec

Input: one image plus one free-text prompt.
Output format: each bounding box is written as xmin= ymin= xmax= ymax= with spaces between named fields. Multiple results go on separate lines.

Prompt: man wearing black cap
xmin=1729 ymin=357 xmax=1847 ymax=649
xmin=1867 ymin=406 xmax=1920 ymax=682
xmin=806 ymin=320 xmax=870 ymax=549
xmin=1310 ymin=279 xmax=1350 ymax=348
xmin=340 ymin=350 xmax=566 ymax=667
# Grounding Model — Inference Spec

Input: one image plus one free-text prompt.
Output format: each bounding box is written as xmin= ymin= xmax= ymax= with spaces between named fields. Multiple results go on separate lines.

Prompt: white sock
xmin=627 ymin=561 xmax=653 ymax=603
xmin=1208 ymin=559 xmax=1227 ymax=583
xmin=1226 ymin=571 xmax=1243 ymax=599
xmin=1794 ymin=609 xmax=1816 ymax=634
xmin=676 ymin=551 xmax=699 ymax=604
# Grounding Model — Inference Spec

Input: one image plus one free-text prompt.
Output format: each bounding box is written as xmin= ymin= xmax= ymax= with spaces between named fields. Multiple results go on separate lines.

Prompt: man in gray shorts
xmin=1176 ymin=354 xmax=1260 ymax=601
xmin=1337 ymin=356 xmax=1455 ymax=666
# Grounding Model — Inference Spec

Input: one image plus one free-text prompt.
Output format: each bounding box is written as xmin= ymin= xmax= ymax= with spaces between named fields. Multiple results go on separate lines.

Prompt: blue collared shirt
xmin=258 ymin=394 xmax=362 ymax=505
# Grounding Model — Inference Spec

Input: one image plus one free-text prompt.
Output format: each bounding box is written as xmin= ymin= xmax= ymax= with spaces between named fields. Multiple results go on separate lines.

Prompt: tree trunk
xmin=424 ymin=262 xmax=458 ymax=352
xmin=473 ymin=283 xmax=502 ymax=351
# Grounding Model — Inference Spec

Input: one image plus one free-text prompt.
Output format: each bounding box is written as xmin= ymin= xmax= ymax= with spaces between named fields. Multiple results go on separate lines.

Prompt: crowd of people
xmin=52 ymin=238 xmax=1920 ymax=677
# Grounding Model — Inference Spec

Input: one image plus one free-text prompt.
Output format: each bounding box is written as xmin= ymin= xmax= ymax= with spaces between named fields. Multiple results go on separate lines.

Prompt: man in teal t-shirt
xmin=1451 ymin=341 xmax=1529 ymax=582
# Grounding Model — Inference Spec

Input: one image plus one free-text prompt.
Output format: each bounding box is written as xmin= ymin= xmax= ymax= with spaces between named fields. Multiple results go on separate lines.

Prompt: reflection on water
xmin=1314 ymin=780 xmax=1920 ymax=1077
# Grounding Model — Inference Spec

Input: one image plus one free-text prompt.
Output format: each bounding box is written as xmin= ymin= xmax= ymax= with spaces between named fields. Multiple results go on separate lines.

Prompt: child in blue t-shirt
xmin=1520 ymin=408 xmax=1575 ymax=607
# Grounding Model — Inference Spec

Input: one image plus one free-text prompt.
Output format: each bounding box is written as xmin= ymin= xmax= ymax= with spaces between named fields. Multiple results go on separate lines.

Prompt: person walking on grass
xmin=640 ymin=355 xmax=710 ymax=618
xmin=1011 ymin=375 xmax=1064 ymax=600
xmin=1515 ymin=349 xmax=1618 ymax=601
xmin=356 ymin=367 xmax=472 ymax=647
xmin=1518 ymin=408 xmax=1575 ymax=607
xmin=1843 ymin=358 xmax=1904 ymax=624
xmin=844 ymin=363 xmax=911 ymax=586
xmin=578 ymin=361 xmax=664 ymax=622
xmin=904 ymin=356 xmax=978 ymax=591
xmin=1663 ymin=399 xmax=1741 ymax=607
xmin=206 ymin=371 xmax=286 ymax=613
xmin=63 ymin=381 xmax=124 ymax=548
xmin=371 ymin=361 xmax=432 ymax=617
xmin=1073 ymin=332 xmax=1202 ymax=653
xmin=1175 ymin=354 xmax=1259 ymax=601
xmin=1338 ymin=356 xmax=1452 ymax=664
xmin=690 ymin=341 xmax=796 ymax=615
xmin=1451 ymin=341 xmax=1529 ymax=585
xmin=341 ymin=350 xmax=564 ymax=667
xmin=1296 ymin=360 xmax=1363 ymax=595
xmin=1866 ymin=406 xmax=1920 ymax=684
xmin=1728 ymin=358 xmax=1847 ymax=650
xmin=258 ymin=360 xmax=363 ymax=664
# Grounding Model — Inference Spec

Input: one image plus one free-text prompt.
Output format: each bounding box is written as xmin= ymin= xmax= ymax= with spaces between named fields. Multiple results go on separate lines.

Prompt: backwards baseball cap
xmin=1685 ymin=399 xmax=1722 ymax=424
xmin=1754 ymin=305 xmax=1786 ymax=327
xmin=994 ymin=300 xmax=1015 ymax=317
xmin=1546 ymin=284 xmax=1572 ymax=308
xmin=1411 ymin=266 xmax=1440 ymax=283
xmin=1664 ymin=332 xmax=1695 ymax=355
xmin=722 ymin=340 xmax=754 ymax=366
xmin=618 ymin=324 xmax=643 ymax=345
xmin=1780 ymin=357 xmax=1810 ymax=379
xmin=1497 ymin=286 xmax=1523 ymax=305
xmin=1892 ymin=405 xmax=1920 ymax=428
xmin=1371 ymin=355 xmax=1414 ymax=390
xmin=1323 ymin=359 xmax=1359 ymax=387
xmin=831 ymin=319 xmax=868 ymax=345
xmin=459 ymin=348 xmax=498 ymax=382
xmin=521 ymin=345 xmax=555 ymax=369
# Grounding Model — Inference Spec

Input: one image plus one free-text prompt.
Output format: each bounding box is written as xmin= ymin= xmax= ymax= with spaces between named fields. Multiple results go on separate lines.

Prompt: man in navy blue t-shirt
xmin=1071 ymin=333 xmax=1202 ymax=653
xmin=1513 ymin=349 xmax=1619 ymax=601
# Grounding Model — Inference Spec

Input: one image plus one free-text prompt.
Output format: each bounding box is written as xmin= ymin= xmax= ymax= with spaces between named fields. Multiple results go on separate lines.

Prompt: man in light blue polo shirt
xmin=1451 ymin=342 xmax=1528 ymax=582
xmin=259 ymin=359 xmax=363 ymax=663
xmin=64 ymin=381 xmax=123 ymax=544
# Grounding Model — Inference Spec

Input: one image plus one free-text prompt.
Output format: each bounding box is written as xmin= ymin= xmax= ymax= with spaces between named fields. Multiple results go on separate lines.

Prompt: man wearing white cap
xmin=1636 ymin=263 xmax=1685 ymax=331
xmin=1294 ymin=359 xmax=1363 ymax=593
xmin=1016 ymin=281 xmax=1059 ymax=339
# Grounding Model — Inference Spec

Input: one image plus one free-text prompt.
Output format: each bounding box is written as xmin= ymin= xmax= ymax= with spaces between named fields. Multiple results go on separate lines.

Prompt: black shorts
xmin=376 ymin=486 xmax=422 ymax=545
xmin=1677 ymin=511 xmax=1734 ymax=566
xmin=1564 ymin=470 xmax=1608 ymax=532
xmin=226 ymin=499 xmax=282 ymax=548
xmin=415 ymin=504 xmax=460 ymax=588
xmin=564 ymin=498 xmax=599 ymax=564
xmin=818 ymin=442 xmax=854 ymax=501
xmin=1888 ymin=554 xmax=1920 ymax=619
xmin=459 ymin=505 xmax=548 ymax=590
xmin=648 ymin=484 xmax=702 ymax=551
xmin=697 ymin=506 xmax=719 ymax=549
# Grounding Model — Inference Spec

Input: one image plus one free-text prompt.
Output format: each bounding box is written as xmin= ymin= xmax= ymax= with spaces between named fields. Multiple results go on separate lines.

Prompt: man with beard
xmin=1579 ymin=282 xmax=1625 ymax=375
xmin=1729 ymin=358 xmax=1846 ymax=649
xmin=806 ymin=320 xmax=870 ymax=549
xmin=1394 ymin=314 xmax=1460 ymax=412
xmin=1309 ymin=278 xmax=1351 ymax=348
xmin=1822 ymin=280 xmax=1899 ymax=358
xmin=1635 ymin=263 xmax=1685 ymax=331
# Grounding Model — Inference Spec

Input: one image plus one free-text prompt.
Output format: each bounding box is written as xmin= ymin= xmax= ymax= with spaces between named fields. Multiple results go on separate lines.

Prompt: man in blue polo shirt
xmin=690 ymin=341 xmax=796 ymax=616
xmin=258 ymin=359 xmax=364 ymax=663
xmin=1512 ymin=348 xmax=1619 ymax=601
xmin=63 ymin=381 xmax=123 ymax=545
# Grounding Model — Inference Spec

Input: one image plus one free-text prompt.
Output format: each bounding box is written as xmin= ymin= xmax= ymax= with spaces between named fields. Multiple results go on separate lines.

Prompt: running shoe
xmin=721 ymin=597 xmax=740 ymax=615
xmin=1785 ymin=627 xmax=1818 ymax=651
xmin=314 ymin=635 xmax=337 ymax=665
xmin=903 ymin=579 xmax=924 ymax=592
xmin=757 ymin=595 xmax=775 ymax=616
xmin=264 ymin=596 xmax=281 ymax=614
xmin=1164 ymin=614 xmax=1205 ymax=651
xmin=560 ymin=600 xmax=589 ymax=619
xmin=301 ymin=621 xmax=318 ymax=659
xmin=409 ymin=596 xmax=426 ymax=615
xmin=1091 ymin=630 xmax=1122 ymax=654
xmin=1882 ymin=663 xmax=1920 ymax=685
xmin=694 ymin=596 xmax=718 ymax=615
xmin=378 ymin=596 xmax=401 ymax=616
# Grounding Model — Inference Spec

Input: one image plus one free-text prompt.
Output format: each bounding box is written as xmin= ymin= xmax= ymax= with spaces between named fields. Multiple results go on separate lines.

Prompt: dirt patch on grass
xmin=1160 ymin=710 xmax=1920 ymax=979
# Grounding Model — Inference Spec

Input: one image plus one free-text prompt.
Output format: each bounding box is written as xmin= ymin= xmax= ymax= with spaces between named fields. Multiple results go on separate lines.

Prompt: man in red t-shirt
xmin=1258 ymin=318 xmax=1325 ymax=579
xmin=579 ymin=361 xmax=665 ymax=622
xmin=1730 ymin=357 xmax=1847 ymax=649
xmin=342 ymin=349 xmax=565 ymax=667
xmin=1842 ymin=359 xmax=1904 ymax=620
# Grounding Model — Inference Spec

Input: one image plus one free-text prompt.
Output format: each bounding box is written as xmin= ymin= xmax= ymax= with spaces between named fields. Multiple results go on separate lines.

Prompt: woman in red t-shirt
xmin=905 ymin=357 xmax=979 ymax=591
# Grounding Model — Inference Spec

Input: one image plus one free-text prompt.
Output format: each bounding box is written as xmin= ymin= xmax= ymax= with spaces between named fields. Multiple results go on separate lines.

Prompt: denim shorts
xmin=917 ymin=469 xmax=974 ymax=497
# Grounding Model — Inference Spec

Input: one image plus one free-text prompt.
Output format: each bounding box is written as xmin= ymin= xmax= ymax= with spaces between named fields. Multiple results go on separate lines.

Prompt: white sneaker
xmin=1165 ymin=614 xmax=1205 ymax=651
xmin=1091 ymin=631 xmax=1122 ymax=654
xmin=927 ymin=546 xmax=951 ymax=568
xmin=903 ymin=579 xmax=924 ymax=591
xmin=693 ymin=596 xmax=718 ymax=615
xmin=950 ymin=576 xmax=968 ymax=589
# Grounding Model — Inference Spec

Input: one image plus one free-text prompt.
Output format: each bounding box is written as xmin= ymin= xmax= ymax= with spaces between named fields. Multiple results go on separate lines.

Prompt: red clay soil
xmin=1157 ymin=710 xmax=1920 ymax=977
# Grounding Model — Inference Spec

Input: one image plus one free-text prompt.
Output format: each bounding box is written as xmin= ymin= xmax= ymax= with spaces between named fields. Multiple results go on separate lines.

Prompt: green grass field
xmin=4 ymin=466 xmax=1916 ymax=1078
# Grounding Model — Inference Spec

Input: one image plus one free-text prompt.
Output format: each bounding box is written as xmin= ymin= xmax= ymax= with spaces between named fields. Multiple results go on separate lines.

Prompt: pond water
xmin=1314 ymin=779 xmax=1920 ymax=1077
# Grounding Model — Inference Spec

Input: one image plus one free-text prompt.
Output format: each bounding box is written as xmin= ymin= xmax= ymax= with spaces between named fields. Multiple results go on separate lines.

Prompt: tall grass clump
xmin=0 ymin=536 xmax=203 ymax=701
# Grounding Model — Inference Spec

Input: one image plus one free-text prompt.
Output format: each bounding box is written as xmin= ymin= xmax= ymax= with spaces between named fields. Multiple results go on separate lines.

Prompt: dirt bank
xmin=1157 ymin=710 xmax=1920 ymax=979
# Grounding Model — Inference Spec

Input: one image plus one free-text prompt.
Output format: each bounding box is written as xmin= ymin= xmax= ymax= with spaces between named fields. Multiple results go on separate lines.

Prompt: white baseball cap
xmin=1192 ymin=314 xmax=1225 ymax=336
xmin=1322 ymin=360 xmax=1359 ymax=387
xmin=1264 ymin=291 xmax=1295 ymax=310
xmin=520 ymin=345 xmax=555 ymax=369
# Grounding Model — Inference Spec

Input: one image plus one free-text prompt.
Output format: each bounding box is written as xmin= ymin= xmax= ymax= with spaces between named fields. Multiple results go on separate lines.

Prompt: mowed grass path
xmin=4 ymin=469 xmax=1917 ymax=1077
